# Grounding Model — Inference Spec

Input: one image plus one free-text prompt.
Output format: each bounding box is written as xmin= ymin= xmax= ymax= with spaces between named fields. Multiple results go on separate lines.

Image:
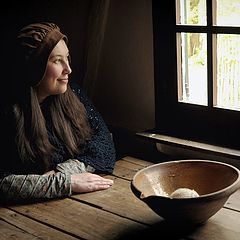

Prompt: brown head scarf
xmin=16 ymin=22 xmax=67 ymax=87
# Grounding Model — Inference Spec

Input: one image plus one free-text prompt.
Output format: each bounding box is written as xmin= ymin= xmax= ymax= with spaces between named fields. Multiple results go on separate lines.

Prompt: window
xmin=152 ymin=0 xmax=240 ymax=149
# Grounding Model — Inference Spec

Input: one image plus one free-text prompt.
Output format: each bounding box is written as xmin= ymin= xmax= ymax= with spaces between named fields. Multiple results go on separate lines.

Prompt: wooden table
xmin=0 ymin=156 xmax=240 ymax=240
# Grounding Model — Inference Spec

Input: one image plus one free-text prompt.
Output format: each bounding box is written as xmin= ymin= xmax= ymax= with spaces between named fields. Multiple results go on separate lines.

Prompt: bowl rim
xmin=132 ymin=159 xmax=240 ymax=200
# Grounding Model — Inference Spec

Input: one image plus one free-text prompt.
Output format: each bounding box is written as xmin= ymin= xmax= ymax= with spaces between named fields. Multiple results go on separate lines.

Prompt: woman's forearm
xmin=0 ymin=172 xmax=71 ymax=201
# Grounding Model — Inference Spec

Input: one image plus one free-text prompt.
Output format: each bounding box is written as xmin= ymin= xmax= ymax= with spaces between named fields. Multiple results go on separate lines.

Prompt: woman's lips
xmin=58 ymin=78 xmax=68 ymax=83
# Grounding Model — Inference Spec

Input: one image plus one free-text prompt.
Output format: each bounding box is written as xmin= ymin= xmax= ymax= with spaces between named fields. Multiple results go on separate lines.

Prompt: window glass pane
xmin=215 ymin=34 xmax=240 ymax=110
xmin=177 ymin=32 xmax=207 ymax=105
xmin=176 ymin=0 xmax=206 ymax=25
xmin=216 ymin=0 xmax=240 ymax=26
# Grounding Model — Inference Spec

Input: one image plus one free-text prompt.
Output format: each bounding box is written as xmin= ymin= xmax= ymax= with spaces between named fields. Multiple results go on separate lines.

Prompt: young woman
xmin=0 ymin=22 xmax=116 ymax=201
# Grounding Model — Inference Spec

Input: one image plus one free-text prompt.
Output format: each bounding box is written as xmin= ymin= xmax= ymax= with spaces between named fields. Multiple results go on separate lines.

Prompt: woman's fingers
xmin=71 ymin=173 xmax=114 ymax=193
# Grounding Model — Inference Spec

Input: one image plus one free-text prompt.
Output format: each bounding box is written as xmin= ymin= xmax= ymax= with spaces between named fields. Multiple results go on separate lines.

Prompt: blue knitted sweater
xmin=0 ymin=81 xmax=116 ymax=175
xmin=50 ymin=81 xmax=116 ymax=173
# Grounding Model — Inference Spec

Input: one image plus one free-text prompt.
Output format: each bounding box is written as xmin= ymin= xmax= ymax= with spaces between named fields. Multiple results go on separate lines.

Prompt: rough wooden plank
xmin=73 ymin=196 xmax=240 ymax=240
xmin=113 ymin=159 xmax=148 ymax=180
xmin=2 ymin=156 xmax=240 ymax=240
xmin=9 ymin=198 xmax=148 ymax=240
xmin=73 ymin=177 xmax=240 ymax=240
xmin=72 ymin=176 xmax=161 ymax=225
xmin=0 ymin=207 xmax=78 ymax=240
xmin=224 ymin=188 xmax=240 ymax=211
xmin=132 ymin=207 xmax=240 ymax=240
xmin=121 ymin=156 xmax=153 ymax=167
xmin=0 ymin=219 xmax=37 ymax=240
xmin=186 ymin=207 xmax=240 ymax=240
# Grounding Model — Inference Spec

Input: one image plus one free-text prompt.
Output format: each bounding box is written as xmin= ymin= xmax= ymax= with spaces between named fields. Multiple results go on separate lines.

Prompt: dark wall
xmin=1 ymin=0 xmax=91 ymax=85
xmin=93 ymin=0 xmax=155 ymax=132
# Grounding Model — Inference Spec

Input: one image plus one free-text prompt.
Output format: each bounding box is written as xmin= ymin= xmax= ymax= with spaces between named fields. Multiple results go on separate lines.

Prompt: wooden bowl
xmin=131 ymin=159 xmax=240 ymax=226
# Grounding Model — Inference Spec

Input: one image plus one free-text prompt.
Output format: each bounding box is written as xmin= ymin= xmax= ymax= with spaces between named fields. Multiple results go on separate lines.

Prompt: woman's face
xmin=34 ymin=39 xmax=72 ymax=102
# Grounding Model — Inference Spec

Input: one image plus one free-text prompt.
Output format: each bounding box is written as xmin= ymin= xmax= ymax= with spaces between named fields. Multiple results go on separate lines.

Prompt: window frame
xmin=152 ymin=0 xmax=240 ymax=150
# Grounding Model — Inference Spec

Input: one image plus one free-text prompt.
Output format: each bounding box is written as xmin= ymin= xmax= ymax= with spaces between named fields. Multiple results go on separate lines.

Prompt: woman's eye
xmin=53 ymin=58 xmax=61 ymax=64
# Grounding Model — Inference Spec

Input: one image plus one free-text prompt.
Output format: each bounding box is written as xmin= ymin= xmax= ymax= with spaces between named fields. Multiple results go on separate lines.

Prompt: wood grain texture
xmin=1 ymin=156 xmax=239 ymax=240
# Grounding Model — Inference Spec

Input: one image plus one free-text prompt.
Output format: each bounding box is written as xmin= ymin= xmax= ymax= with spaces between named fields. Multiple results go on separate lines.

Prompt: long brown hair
xmin=13 ymin=85 xmax=92 ymax=171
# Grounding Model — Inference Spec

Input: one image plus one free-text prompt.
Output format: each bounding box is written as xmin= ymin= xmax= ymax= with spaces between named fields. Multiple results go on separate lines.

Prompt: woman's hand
xmin=71 ymin=172 xmax=114 ymax=193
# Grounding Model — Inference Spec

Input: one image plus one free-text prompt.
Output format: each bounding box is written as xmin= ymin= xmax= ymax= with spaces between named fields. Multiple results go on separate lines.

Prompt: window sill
xmin=136 ymin=132 xmax=240 ymax=168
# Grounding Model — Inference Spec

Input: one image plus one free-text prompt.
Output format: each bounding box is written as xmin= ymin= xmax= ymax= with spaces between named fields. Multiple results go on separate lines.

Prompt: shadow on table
xmin=117 ymin=220 xmax=205 ymax=240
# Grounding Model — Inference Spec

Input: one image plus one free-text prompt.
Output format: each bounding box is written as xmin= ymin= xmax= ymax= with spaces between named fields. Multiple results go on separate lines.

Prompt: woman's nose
xmin=64 ymin=61 xmax=72 ymax=75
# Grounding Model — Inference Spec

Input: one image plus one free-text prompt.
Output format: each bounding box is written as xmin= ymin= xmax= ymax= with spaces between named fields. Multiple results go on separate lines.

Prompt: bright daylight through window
xmin=176 ymin=0 xmax=240 ymax=111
